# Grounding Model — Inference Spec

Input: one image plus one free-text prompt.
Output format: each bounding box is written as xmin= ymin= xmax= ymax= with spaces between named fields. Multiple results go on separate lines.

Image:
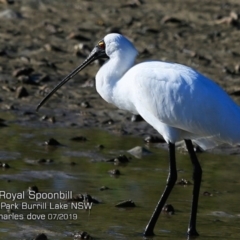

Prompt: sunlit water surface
xmin=0 ymin=113 xmax=240 ymax=240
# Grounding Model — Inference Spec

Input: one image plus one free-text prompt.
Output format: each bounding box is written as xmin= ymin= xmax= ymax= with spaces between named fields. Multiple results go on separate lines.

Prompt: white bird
xmin=37 ymin=33 xmax=240 ymax=237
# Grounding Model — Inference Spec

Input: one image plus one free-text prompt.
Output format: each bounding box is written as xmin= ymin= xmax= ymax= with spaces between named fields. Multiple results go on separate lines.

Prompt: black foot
xmin=187 ymin=228 xmax=199 ymax=236
xmin=143 ymin=228 xmax=155 ymax=237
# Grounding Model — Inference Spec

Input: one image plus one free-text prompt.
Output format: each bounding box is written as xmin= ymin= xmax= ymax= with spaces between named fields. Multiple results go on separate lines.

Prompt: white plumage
xmin=96 ymin=34 xmax=240 ymax=149
xmin=37 ymin=33 xmax=240 ymax=237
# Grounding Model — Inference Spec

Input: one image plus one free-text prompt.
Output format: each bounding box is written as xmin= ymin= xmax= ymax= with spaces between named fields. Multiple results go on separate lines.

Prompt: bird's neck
xmin=95 ymin=53 xmax=136 ymax=104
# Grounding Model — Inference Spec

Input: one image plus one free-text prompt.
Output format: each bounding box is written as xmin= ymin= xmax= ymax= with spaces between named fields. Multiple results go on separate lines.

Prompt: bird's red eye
xmin=98 ymin=40 xmax=105 ymax=49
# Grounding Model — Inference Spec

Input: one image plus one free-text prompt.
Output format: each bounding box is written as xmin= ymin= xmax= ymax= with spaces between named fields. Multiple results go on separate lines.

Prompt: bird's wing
xmin=130 ymin=62 xmax=240 ymax=146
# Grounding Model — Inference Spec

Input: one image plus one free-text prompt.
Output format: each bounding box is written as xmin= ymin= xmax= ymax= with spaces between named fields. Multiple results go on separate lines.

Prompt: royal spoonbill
xmin=37 ymin=33 xmax=240 ymax=236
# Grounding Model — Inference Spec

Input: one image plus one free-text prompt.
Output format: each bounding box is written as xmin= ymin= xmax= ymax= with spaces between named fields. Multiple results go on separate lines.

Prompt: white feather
xmin=96 ymin=33 xmax=240 ymax=150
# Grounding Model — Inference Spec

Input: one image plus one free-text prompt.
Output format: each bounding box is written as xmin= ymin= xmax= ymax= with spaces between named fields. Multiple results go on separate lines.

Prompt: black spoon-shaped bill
xmin=36 ymin=44 xmax=108 ymax=111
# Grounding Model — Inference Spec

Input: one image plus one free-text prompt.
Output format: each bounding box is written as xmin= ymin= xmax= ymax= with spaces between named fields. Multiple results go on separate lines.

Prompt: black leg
xmin=185 ymin=139 xmax=202 ymax=236
xmin=144 ymin=142 xmax=177 ymax=236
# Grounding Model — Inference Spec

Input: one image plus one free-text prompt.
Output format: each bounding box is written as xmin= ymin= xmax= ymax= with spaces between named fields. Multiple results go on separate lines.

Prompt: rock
xmin=96 ymin=144 xmax=104 ymax=150
xmin=0 ymin=0 xmax=15 ymax=4
xmin=37 ymin=158 xmax=54 ymax=164
xmin=215 ymin=11 xmax=239 ymax=26
xmin=84 ymin=194 xmax=100 ymax=204
xmin=127 ymin=146 xmax=152 ymax=158
xmin=70 ymin=136 xmax=87 ymax=142
xmin=162 ymin=204 xmax=174 ymax=214
xmin=144 ymin=135 xmax=165 ymax=143
xmin=108 ymin=169 xmax=120 ymax=175
xmin=44 ymin=43 xmax=63 ymax=52
xmin=203 ymin=191 xmax=213 ymax=196
xmin=67 ymin=193 xmax=99 ymax=204
xmin=0 ymin=118 xmax=7 ymax=127
xmin=35 ymin=233 xmax=48 ymax=240
xmin=67 ymin=32 xmax=90 ymax=41
xmin=28 ymin=185 xmax=39 ymax=193
xmin=121 ymin=0 xmax=143 ymax=8
xmin=176 ymin=178 xmax=192 ymax=185
xmin=12 ymin=67 xmax=33 ymax=77
xmin=43 ymin=21 xmax=62 ymax=34
xmin=131 ymin=114 xmax=143 ymax=122
xmin=161 ymin=16 xmax=183 ymax=24
xmin=68 ymin=193 xmax=84 ymax=202
xmin=40 ymin=115 xmax=55 ymax=123
xmin=115 ymin=199 xmax=136 ymax=207
xmin=73 ymin=231 xmax=91 ymax=239
xmin=102 ymin=119 xmax=114 ymax=125
xmin=0 ymin=9 xmax=21 ymax=19
xmin=80 ymin=101 xmax=90 ymax=108
xmin=2 ymin=85 xmax=14 ymax=92
xmin=0 ymin=162 xmax=10 ymax=168
xmin=44 ymin=138 xmax=61 ymax=146
xmin=106 ymin=155 xmax=130 ymax=163
xmin=99 ymin=186 xmax=109 ymax=191
xmin=80 ymin=79 xmax=94 ymax=88
xmin=15 ymin=86 xmax=29 ymax=98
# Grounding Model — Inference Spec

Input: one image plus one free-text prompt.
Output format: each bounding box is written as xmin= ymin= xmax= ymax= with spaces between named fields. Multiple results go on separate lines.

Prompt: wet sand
xmin=1 ymin=1 xmax=240 ymax=239
xmin=0 ymin=0 xmax=240 ymax=153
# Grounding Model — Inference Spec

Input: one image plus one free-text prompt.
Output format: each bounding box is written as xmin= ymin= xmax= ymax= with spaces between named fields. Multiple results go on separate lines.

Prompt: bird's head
xmin=103 ymin=33 xmax=137 ymax=59
xmin=36 ymin=33 xmax=136 ymax=111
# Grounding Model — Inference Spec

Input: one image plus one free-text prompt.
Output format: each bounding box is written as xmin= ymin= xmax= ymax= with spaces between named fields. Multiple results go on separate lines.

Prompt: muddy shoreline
xmin=1 ymin=0 xmax=240 ymax=151
xmin=1 ymin=1 xmax=240 ymax=239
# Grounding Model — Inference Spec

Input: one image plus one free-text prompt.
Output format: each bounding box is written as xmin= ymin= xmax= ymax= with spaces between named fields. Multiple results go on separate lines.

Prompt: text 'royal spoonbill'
xmin=37 ymin=33 xmax=240 ymax=237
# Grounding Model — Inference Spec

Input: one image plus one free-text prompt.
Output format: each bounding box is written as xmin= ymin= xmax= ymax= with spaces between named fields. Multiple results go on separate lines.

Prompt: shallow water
xmin=0 ymin=115 xmax=240 ymax=240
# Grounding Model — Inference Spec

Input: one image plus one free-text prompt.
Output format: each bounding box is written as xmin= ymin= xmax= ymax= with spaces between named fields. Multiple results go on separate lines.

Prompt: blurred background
xmin=0 ymin=1 xmax=240 ymax=239
xmin=1 ymin=0 xmax=240 ymax=115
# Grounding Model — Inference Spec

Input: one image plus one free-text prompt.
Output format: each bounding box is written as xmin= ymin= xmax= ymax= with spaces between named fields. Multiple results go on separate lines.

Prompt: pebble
xmin=67 ymin=32 xmax=90 ymax=41
xmin=0 ymin=119 xmax=7 ymax=127
xmin=73 ymin=231 xmax=91 ymax=239
xmin=44 ymin=43 xmax=63 ymax=52
xmin=115 ymin=199 xmax=136 ymax=207
xmin=28 ymin=185 xmax=39 ymax=193
xmin=43 ymin=21 xmax=62 ymax=34
xmin=70 ymin=136 xmax=87 ymax=142
xmin=0 ymin=162 xmax=10 ymax=168
xmin=34 ymin=233 xmax=48 ymax=240
xmin=177 ymin=178 xmax=192 ymax=186
xmin=96 ymin=144 xmax=104 ymax=150
xmin=83 ymin=194 xmax=100 ymax=204
xmin=15 ymin=86 xmax=29 ymax=98
xmin=44 ymin=138 xmax=61 ymax=146
xmin=12 ymin=67 xmax=33 ymax=77
xmin=80 ymin=101 xmax=90 ymax=108
xmin=99 ymin=186 xmax=109 ymax=191
xmin=0 ymin=0 xmax=15 ymax=4
xmin=162 ymin=204 xmax=175 ymax=215
xmin=203 ymin=191 xmax=213 ymax=196
xmin=131 ymin=114 xmax=143 ymax=122
xmin=37 ymin=158 xmax=54 ymax=164
xmin=161 ymin=16 xmax=183 ymax=24
xmin=215 ymin=11 xmax=239 ymax=26
xmin=67 ymin=193 xmax=99 ymax=204
xmin=144 ymin=135 xmax=165 ymax=143
xmin=121 ymin=0 xmax=143 ymax=8
xmin=40 ymin=115 xmax=55 ymax=123
xmin=106 ymin=155 xmax=130 ymax=163
xmin=0 ymin=9 xmax=21 ymax=19
xmin=127 ymin=146 xmax=152 ymax=159
xmin=102 ymin=119 xmax=114 ymax=125
xmin=108 ymin=169 xmax=120 ymax=175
